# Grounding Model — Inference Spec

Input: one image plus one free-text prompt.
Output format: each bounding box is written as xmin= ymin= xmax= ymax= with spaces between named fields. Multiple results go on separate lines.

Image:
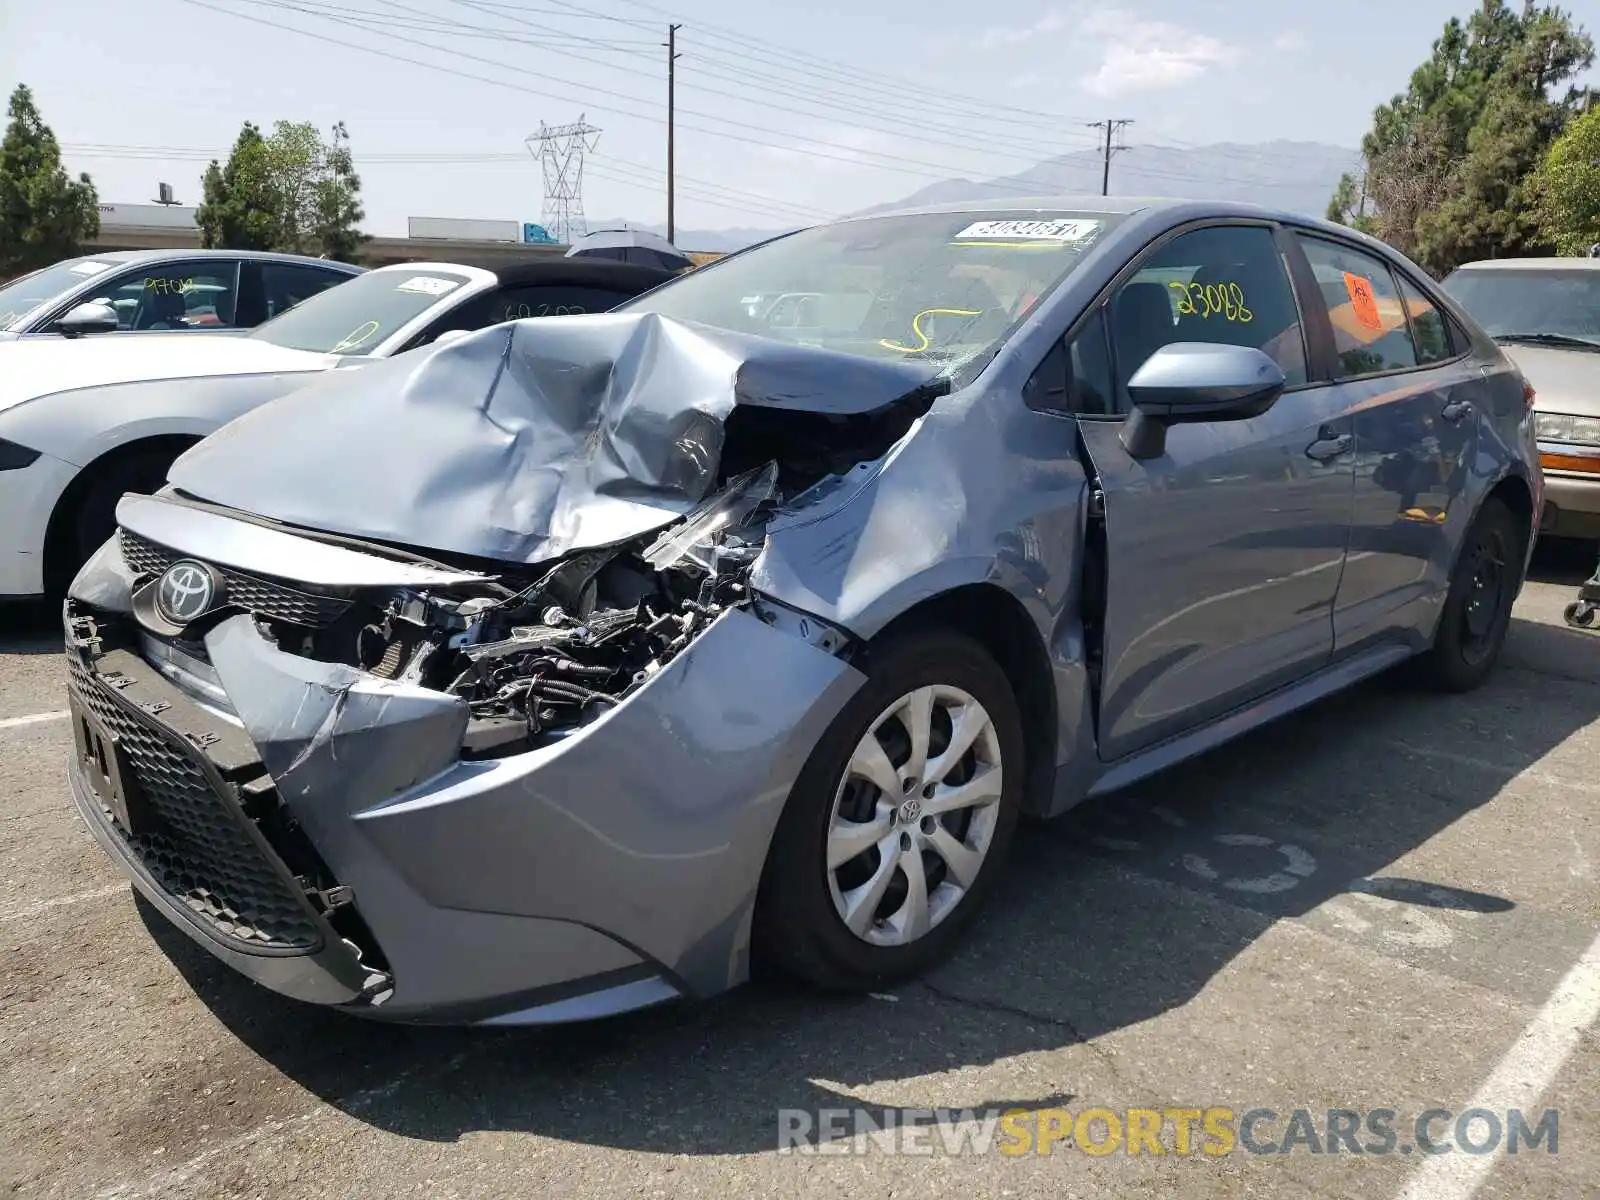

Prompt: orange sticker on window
xmin=1343 ymin=271 xmax=1382 ymax=330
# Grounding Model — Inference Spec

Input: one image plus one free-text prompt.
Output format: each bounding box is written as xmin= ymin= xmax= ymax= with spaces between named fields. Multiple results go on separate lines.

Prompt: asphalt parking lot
xmin=3 ymin=543 xmax=1598 ymax=1200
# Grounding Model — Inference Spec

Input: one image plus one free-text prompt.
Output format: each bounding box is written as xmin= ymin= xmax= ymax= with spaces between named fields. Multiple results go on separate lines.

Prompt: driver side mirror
xmin=55 ymin=301 xmax=121 ymax=337
xmin=1119 ymin=342 xmax=1286 ymax=460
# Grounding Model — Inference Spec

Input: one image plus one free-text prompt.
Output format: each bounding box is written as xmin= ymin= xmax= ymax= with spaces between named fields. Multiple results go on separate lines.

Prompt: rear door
xmin=1075 ymin=220 xmax=1355 ymax=760
xmin=1287 ymin=232 xmax=1481 ymax=655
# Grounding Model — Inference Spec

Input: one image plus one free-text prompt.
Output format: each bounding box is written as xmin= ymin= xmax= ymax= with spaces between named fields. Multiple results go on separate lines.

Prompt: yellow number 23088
xmin=1169 ymin=281 xmax=1253 ymax=323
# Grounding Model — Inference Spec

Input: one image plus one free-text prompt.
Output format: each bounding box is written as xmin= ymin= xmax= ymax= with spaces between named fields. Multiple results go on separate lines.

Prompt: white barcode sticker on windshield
xmin=396 ymin=276 xmax=460 ymax=296
xmin=954 ymin=219 xmax=1101 ymax=242
xmin=69 ymin=260 xmax=113 ymax=276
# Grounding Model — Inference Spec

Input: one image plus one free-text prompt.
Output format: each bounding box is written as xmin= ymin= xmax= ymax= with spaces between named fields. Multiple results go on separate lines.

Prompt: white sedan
xmin=0 ymin=258 xmax=676 ymax=598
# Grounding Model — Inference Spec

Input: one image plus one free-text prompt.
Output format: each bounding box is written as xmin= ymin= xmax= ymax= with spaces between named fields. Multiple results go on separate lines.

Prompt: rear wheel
xmin=754 ymin=627 xmax=1023 ymax=990
xmin=1418 ymin=497 xmax=1524 ymax=692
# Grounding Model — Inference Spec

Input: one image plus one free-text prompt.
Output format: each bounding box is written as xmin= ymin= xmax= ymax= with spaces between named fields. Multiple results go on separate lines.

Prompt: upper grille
xmin=68 ymin=656 xmax=323 ymax=952
xmin=119 ymin=530 xmax=355 ymax=629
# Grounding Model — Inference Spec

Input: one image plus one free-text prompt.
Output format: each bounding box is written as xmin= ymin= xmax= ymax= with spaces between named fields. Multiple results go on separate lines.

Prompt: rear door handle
xmin=1441 ymin=399 xmax=1473 ymax=423
xmin=1306 ymin=433 xmax=1352 ymax=461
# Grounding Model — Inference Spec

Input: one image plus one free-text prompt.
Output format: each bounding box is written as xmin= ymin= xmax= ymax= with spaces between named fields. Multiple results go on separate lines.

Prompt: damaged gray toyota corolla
xmin=64 ymin=197 xmax=1540 ymax=1025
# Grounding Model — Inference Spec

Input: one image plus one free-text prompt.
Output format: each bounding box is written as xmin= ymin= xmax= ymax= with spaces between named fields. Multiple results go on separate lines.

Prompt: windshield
xmin=249 ymin=268 xmax=474 ymax=355
xmin=0 ymin=257 xmax=121 ymax=330
xmin=617 ymin=210 xmax=1120 ymax=378
xmin=1440 ymin=267 xmax=1600 ymax=345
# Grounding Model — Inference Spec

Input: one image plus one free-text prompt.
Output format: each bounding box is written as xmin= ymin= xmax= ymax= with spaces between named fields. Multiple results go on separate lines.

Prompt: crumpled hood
xmin=0 ymin=332 xmax=336 ymax=416
xmin=168 ymin=312 xmax=944 ymax=565
xmin=1499 ymin=343 xmax=1600 ymax=418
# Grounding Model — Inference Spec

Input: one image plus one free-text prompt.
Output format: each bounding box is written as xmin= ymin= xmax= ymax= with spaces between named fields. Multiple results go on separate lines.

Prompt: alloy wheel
xmin=824 ymin=684 xmax=1004 ymax=947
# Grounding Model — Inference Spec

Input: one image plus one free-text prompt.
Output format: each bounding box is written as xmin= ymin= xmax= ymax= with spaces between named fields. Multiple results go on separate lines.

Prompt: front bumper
xmin=1538 ymin=445 xmax=1600 ymax=539
xmin=0 ymin=447 xmax=78 ymax=597
xmin=63 ymin=577 xmax=863 ymax=1023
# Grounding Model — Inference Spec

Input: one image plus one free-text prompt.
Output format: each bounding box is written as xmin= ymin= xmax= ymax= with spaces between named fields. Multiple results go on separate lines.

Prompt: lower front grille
xmin=67 ymin=656 xmax=324 ymax=954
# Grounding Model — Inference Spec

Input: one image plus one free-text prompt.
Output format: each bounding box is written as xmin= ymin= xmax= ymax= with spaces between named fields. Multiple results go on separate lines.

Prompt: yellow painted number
xmin=879 ymin=307 xmax=983 ymax=354
xmin=1169 ymin=280 xmax=1252 ymax=323
xmin=145 ymin=276 xmax=195 ymax=295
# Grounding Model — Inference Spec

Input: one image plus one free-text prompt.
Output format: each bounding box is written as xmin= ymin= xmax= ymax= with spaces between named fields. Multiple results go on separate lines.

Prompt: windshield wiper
xmin=1494 ymin=332 xmax=1600 ymax=352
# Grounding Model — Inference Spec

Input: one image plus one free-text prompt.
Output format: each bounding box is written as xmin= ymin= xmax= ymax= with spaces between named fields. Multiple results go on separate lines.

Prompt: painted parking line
xmin=1391 ymin=929 xmax=1600 ymax=1200
xmin=0 ymin=710 xmax=69 ymax=731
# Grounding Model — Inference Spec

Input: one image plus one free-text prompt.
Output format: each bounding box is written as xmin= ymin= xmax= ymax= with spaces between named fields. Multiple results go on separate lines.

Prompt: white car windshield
xmin=0 ymin=257 xmax=120 ymax=330
xmin=1442 ymin=267 xmax=1600 ymax=348
xmin=616 ymin=210 xmax=1121 ymax=379
xmin=249 ymin=268 xmax=475 ymax=355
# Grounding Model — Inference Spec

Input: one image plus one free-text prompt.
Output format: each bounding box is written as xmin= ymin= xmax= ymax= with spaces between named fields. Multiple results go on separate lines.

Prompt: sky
xmin=3 ymin=0 xmax=1596 ymax=241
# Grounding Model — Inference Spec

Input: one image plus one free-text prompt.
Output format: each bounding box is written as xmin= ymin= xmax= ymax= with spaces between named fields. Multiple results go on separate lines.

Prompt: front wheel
xmin=1417 ymin=497 xmax=1524 ymax=692
xmin=753 ymin=626 xmax=1024 ymax=990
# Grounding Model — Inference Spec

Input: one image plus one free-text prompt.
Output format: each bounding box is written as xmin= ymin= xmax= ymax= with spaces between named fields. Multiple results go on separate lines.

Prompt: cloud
xmin=975 ymin=10 xmax=1070 ymax=50
xmin=1078 ymin=9 xmax=1242 ymax=96
xmin=1272 ymin=30 xmax=1308 ymax=52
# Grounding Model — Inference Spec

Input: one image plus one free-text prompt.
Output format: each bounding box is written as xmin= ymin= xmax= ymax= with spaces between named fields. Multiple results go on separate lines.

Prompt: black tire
xmin=1417 ymin=497 xmax=1524 ymax=692
xmin=753 ymin=625 xmax=1024 ymax=991
xmin=69 ymin=451 xmax=177 ymax=575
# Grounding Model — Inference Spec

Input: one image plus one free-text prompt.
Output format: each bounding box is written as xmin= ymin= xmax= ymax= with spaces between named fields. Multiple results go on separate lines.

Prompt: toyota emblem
xmin=155 ymin=560 xmax=220 ymax=625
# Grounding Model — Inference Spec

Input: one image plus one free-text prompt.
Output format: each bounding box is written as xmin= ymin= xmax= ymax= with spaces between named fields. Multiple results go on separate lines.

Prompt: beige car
xmin=1442 ymin=256 xmax=1600 ymax=542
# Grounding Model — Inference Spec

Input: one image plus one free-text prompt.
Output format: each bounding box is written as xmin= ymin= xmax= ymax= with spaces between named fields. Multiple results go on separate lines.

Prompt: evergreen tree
xmin=0 ymin=84 xmax=99 ymax=276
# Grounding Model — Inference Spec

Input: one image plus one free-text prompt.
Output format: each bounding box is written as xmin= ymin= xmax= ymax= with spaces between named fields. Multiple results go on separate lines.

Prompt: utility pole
xmin=666 ymin=23 xmax=682 ymax=243
xmin=1086 ymin=118 xmax=1133 ymax=195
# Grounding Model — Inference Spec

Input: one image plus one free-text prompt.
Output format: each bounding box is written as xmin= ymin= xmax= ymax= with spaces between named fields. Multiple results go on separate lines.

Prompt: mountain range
xmin=629 ymin=140 xmax=1361 ymax=252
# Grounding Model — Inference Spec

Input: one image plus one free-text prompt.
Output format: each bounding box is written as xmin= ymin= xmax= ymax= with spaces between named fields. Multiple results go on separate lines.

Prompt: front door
xmin=1287 ymin=233 xmax=1481 ymax=654
xmin=1077 ymin=222 xmax=1355 ymax=761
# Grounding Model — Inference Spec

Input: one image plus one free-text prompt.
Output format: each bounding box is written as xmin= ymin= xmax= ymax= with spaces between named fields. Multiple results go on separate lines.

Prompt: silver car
xmin=1441 ymin=257 xmax=1600 ymax=542
xmin=64 ymin=197 xmax=1541 ymax=1026
xmin=0 ymin=249 xmax=361 ymax=340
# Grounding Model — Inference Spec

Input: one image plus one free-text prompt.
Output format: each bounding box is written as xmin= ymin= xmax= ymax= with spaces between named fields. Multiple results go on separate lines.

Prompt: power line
xmin=195 ymin=0 xmax=1323 ymax=196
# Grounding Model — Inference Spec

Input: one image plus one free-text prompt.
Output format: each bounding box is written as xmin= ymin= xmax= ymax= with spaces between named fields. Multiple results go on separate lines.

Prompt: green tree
xmin=196 ymin=122 xmax=278 ymax=250
xmin=1326 ymin=172 xmax=1376 ymax=234
xmin=0 ymin=84 xmax=99 ymax=276
xmin=1343 ymin=1 xmax=1594 ymax=275
xmin=1535 ymin=100 xmax=1600 ymax=253
xmin=194 ymin=119 xmax=367 ymax=261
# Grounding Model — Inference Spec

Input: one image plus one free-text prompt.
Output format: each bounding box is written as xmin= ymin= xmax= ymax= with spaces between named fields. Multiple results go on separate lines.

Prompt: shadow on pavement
xmin=138 ymin=616 xmax=1600 ymax=1156
xmin=0 ymin=599 xmax=61 ymax=655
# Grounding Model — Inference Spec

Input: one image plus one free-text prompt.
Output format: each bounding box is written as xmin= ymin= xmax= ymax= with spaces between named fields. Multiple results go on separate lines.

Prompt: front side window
xmin=617 ymin=210 xmax=1122 ymax=383
xmin=1294 ymin=235 xmax=1418 ymax=378
xmin=1439 ymin=266 xmax=1600 ymax=348
xmin=1108 ymin=224 xmax=1308 ymax=392
xmin=77 ymin=261 xmax=241 ymax=330
xmin=249 ymin=268 xmax=474 ymax=355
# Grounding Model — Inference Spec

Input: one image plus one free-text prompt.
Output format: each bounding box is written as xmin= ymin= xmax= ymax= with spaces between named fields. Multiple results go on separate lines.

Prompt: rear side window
xmin=1108 ymin=224 xmax=1309 ymax=393
xmin=1395 ymin=273 xmax=1455 ymax=364
xmin=261 ymin=263 xmax=351 ymax=321
xmin=1294 ymin=236 xmax=1418 ymax=378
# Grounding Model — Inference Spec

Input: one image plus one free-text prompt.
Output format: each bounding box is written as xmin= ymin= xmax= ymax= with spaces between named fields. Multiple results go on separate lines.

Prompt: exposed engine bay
xmin=265 ymin=464 xmax=786 ymax=759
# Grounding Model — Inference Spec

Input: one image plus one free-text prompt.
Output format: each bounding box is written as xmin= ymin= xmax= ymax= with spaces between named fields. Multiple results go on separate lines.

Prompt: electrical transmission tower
xmin=526 ymin=116 xmax=602 ymax=244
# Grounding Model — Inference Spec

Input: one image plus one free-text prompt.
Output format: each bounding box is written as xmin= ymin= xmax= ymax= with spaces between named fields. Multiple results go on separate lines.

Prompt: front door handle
xmin=1306 ymin=433 xmax=1352 ymax=461
xmin=1441 ymin=398 xmax=1473 ymax=423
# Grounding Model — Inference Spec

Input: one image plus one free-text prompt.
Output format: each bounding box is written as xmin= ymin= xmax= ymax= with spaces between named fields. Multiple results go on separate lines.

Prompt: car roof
xmin=1451 ymin=257 xmax=1600 ymax=271
xmin=364 ymin=256 xmax=678 ymax=289
xmin=58 ymin=248 xmax=365 ymax=271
